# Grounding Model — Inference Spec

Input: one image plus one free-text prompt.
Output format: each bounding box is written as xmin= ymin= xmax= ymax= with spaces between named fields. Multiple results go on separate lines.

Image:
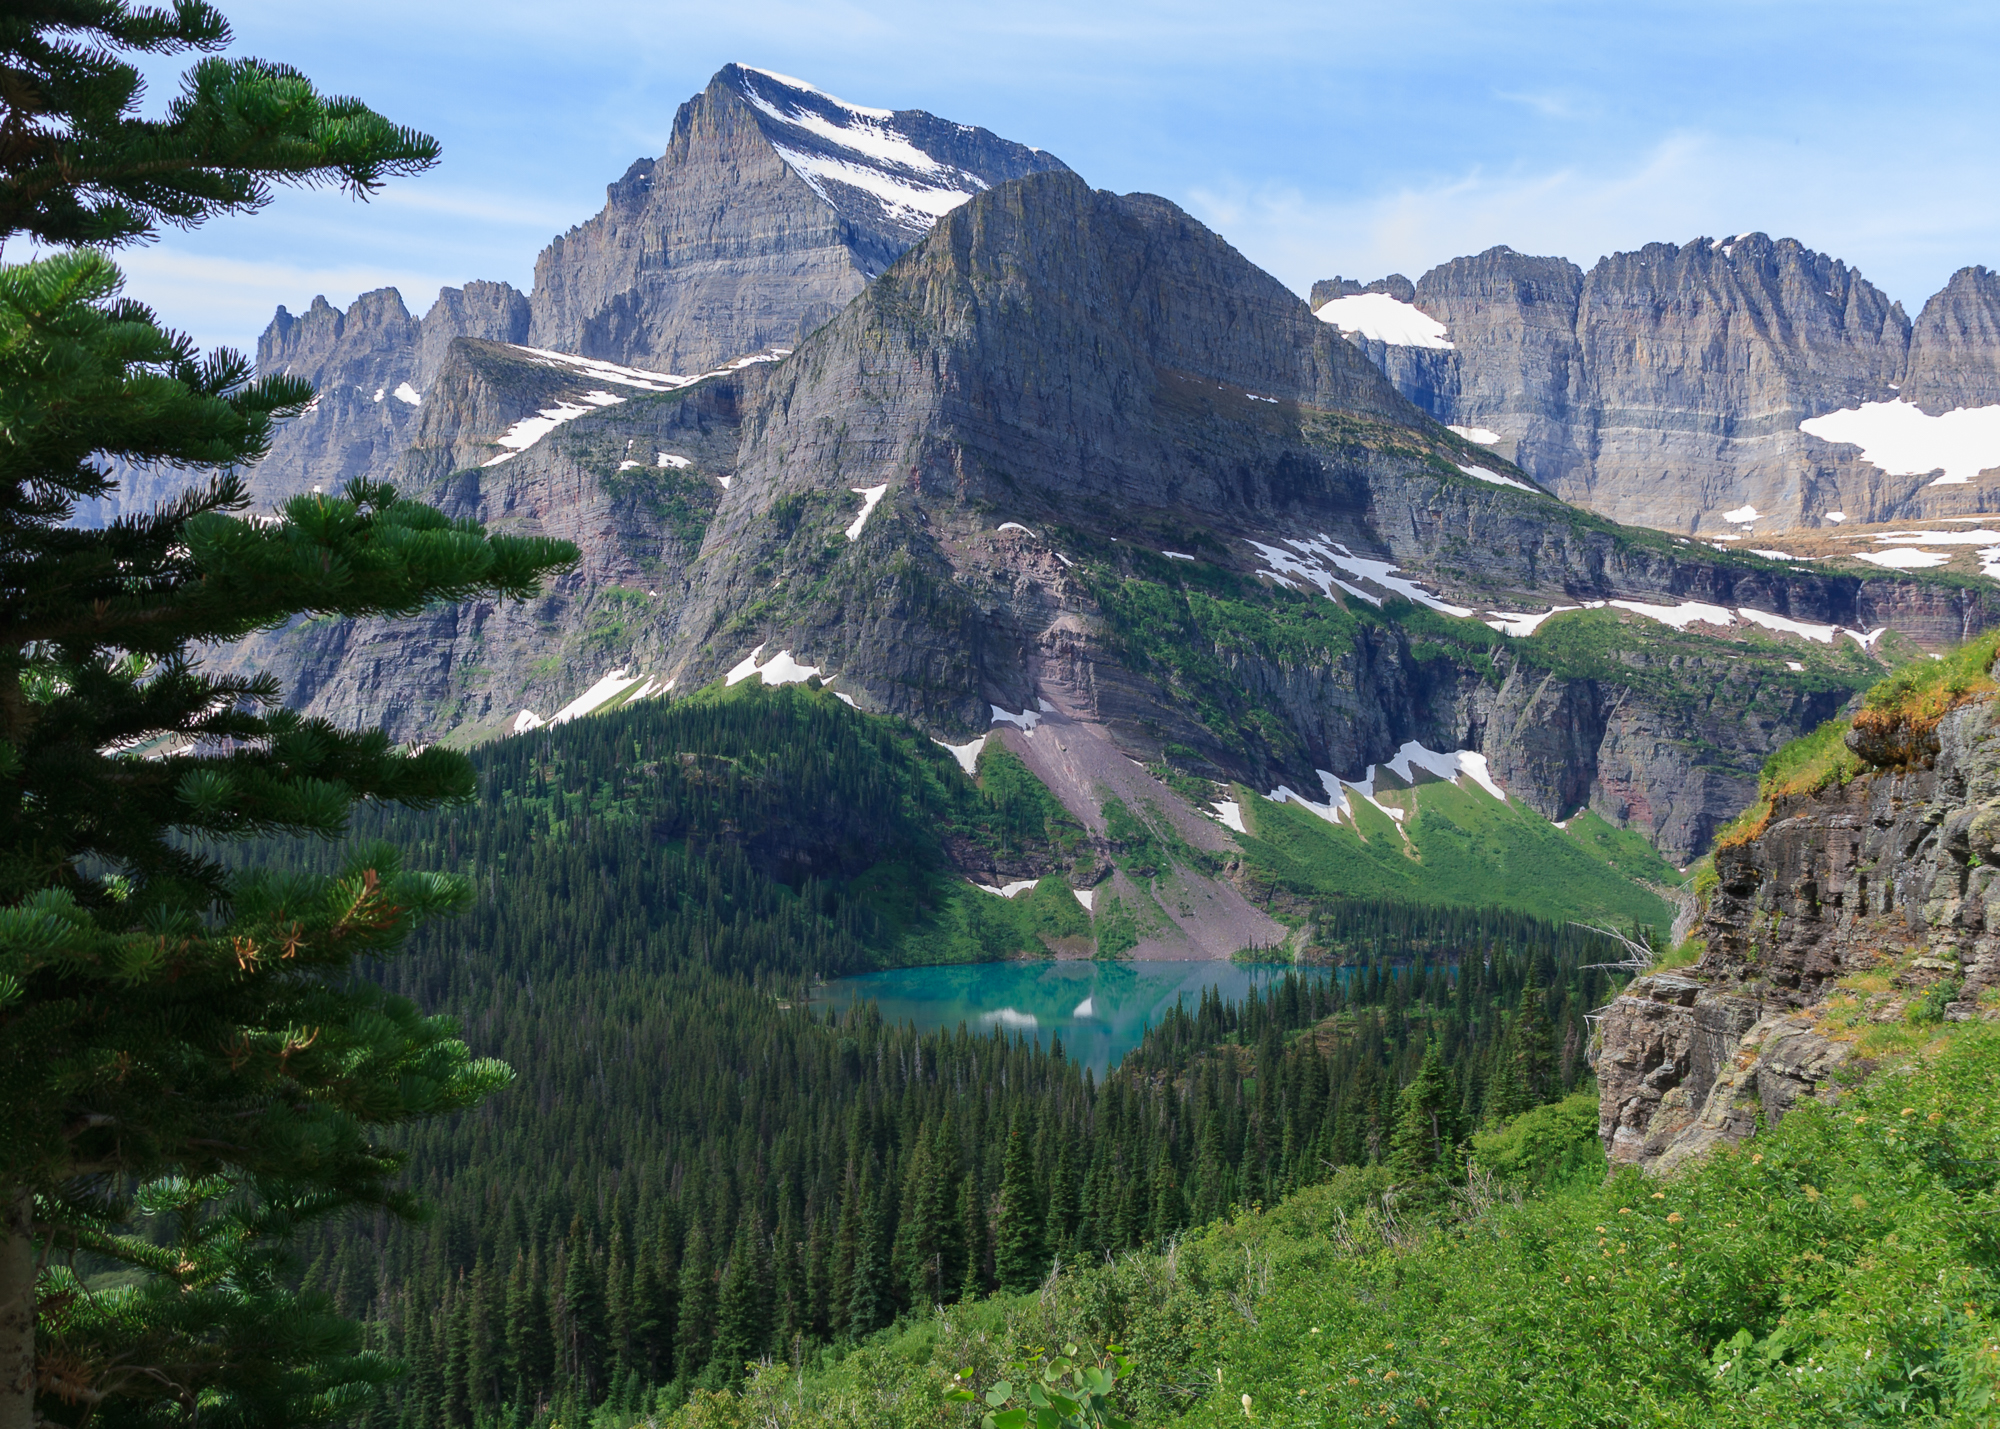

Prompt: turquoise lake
xmin=816 ymin=960 xmax=1329 ymax=1076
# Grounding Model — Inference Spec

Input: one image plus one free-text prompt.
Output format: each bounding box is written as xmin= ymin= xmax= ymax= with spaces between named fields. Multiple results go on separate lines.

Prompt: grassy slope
xmin=675 ymin=1019 xmax=2000 ymax=1429
xmin=1232 ymin=775 xmax=1677 ymax=931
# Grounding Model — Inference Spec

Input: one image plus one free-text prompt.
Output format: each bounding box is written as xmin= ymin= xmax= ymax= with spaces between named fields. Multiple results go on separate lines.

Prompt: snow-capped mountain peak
xmin=721 ymin=63 xmax=1064 ymax=240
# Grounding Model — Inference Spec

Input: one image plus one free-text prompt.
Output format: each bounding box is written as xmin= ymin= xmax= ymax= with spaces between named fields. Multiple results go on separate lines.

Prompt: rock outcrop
xmin=1598 ymin=683 xmax=2000 ymax=1172
xmin=1903 ymin=266 xmax=2000 ymax=414
xmin=1319 ymin=238 xmax=2000 ymax=532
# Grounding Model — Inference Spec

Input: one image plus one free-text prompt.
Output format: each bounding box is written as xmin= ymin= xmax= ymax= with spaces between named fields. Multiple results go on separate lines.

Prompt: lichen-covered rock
xmin=1599 ymin=688 xmax=2000 ymax=1172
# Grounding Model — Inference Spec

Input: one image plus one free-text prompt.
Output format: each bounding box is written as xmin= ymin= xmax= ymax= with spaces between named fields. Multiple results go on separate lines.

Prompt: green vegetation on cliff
xmin=1719 ymin=628 xmax=2000 ymax=847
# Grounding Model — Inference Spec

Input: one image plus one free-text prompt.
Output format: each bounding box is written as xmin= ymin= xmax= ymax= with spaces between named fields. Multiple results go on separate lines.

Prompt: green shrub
xmin=1469 ymin=1090 xmax=1606 ymax=1187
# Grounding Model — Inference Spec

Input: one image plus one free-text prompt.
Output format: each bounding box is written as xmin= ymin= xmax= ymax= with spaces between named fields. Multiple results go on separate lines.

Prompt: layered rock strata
xmin=1320 ymin=240 xmax=2000 ymax=532
xmin=1598 ymin=685 xmax=2000 ymax=1173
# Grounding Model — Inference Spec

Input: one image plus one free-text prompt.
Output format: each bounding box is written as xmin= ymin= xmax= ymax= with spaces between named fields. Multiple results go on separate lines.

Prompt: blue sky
xmin=111 ymin=0 xmax=2000 ymax=356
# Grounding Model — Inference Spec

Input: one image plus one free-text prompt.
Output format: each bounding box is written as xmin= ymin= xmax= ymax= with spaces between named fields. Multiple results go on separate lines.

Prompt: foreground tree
xmin=0 ymin=4 xmax=577 ymax=1425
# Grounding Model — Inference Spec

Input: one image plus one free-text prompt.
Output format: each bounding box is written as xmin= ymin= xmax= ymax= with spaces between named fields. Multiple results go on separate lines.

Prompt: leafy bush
xmin=1468 ymin=1090 xmax=1606 ymax=1188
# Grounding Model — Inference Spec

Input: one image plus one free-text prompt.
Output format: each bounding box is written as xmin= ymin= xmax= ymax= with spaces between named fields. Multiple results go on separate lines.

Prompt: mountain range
xmin=130 ymin=62 xmax=2000 ymax=937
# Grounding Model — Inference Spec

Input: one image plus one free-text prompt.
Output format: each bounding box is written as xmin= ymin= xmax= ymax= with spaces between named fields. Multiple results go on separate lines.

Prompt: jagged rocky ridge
xmin=1598 ymin=678 xmax=2000 ymax=1173
xmin=1316 ymin=246 xmax=2000 ymax=533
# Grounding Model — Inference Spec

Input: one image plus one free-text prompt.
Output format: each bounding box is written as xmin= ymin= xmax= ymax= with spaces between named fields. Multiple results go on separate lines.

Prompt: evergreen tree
xmin=0 ymin=6 xmax=575 ymax=1427
xmin=557 ymin=1224 xmax=607 ymax=1404
xmin=957 ymin=1175 xmax=989 ymax=1302
xmin=710 ymin=1214 xmax=771 ymax=1373
xmin=992 ymin=1121 xmax=1046 ymax=1292
xmin=1511 ymin=992 xmax=1558 ymax=1108
xmin=844 ymin=1164 xmax=893 ymax=1338
xmin=1388 ymin=1041 xmax=1459 ymax=1185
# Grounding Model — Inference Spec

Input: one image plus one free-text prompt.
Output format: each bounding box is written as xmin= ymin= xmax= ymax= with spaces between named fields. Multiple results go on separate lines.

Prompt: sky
xmin=102 ymin=0 xmax=2000 ymax=357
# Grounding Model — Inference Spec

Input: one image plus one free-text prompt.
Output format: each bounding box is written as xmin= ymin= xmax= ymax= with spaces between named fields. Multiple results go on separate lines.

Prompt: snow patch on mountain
xmin=1456 ymin=463 xmax=1537 ymax=493
xmin=1248 ymin=536 xmax=1474 ymax=617
xmin=1314 ymin=293 xmax=1453 ymax=350
xmin=846 ymin=483 xmax=888 ymax=539
xmin=935 ymin=734 xmax=987 ymax=776
xmin=737 ymin=67 xmax=992 ymax=234
xmin=1484 ymin=606 xmax=1579 ymax=637
xmin=1801 ymin=399 xmax=2000 ymax=486
xmin=1265 ymin=742 xmax=1508 ymax=845
xmin=726 ymin=645 xmax=824 ymax=686
xmin=1857 ymin=547 xmax=1952 ymax=568
xmin=484 ymin=391 xmax=624 ymax=464
xmin=507 ymin=667 xmax=671 ymax=736
xmin=972 ymin=878 xmax=1039 ymax=898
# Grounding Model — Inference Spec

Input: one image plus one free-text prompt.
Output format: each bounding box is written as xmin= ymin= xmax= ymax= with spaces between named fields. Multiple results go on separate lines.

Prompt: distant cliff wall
xmin=1321 ymin=241 xmax=2000 ymax=533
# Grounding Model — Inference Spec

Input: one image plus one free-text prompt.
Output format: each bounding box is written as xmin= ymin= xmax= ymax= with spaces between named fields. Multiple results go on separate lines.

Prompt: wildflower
xmin=1667 ymin=1212 xmax=1684 ymax=1224
xmin=1348 ymin=1377 xmax=1360 ymax=1386
xmin=1385 ymin=1370 xmax=1400 ymax=1381
xmin=1242 ymin=1392 xmax=1254 ymax=1419
xmin=1310 ymin=1327 xmax=1321 ymax=1335
xmin=1902 ymin=1107 xmax=1917 ymax=1117
xmin=1618 ymin=1207 xmax=1632 ymax=1215
xmin=1595 ymin=1225 xmax=1606 ymax=1234
xmin=1651 ymin=1191 xmax=1666 ymax=1200
xmin=1751 ymin=1153 xmax=1763 ymax=1164
xmin=1854 ymin=1114 xmax=1868 ymax=1125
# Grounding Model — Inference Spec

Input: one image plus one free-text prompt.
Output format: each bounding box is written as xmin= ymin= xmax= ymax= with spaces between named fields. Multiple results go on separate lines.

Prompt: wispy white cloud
xmin=1492 ymin=88 xmax=1601 ymax=122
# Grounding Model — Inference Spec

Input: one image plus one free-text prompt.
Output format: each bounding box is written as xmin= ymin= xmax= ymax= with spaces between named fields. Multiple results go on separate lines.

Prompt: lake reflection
xmin=816 ymin=960 xmax=1327 ymax=1076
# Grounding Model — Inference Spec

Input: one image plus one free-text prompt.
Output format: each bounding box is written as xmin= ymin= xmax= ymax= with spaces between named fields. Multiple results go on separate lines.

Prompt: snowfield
xmin=1313 ymin=293 xmax=1453 ymax=350
xmin=1801 ymin=399 xmax=2000 ymax=486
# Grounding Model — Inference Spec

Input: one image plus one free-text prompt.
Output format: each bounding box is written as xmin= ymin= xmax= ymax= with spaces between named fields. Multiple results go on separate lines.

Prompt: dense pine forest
xmin=243 ymin=686 xmax=1631 ymax=1429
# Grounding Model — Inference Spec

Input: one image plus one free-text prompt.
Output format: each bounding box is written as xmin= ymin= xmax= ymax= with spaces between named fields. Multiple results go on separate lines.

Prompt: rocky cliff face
xmin=621 ymin=171 xmax=1989 ymax=861
xmin=525 ymin=65 xmax=1066 ymax=374
xmin=1320 ymin=238 xmax=2000 ymax=532
xmin=223 ymin=342 xmax=763 ymax=740
xmin=1598 ymin=684 xmax=2000 ymax=1173
xmin=1903 ymin=266 xmax=2000 ymax=414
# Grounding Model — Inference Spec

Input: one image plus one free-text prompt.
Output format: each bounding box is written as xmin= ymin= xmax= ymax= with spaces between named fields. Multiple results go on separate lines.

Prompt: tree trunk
xmin=0 ymin=1188 xmax=34 ymax=1429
